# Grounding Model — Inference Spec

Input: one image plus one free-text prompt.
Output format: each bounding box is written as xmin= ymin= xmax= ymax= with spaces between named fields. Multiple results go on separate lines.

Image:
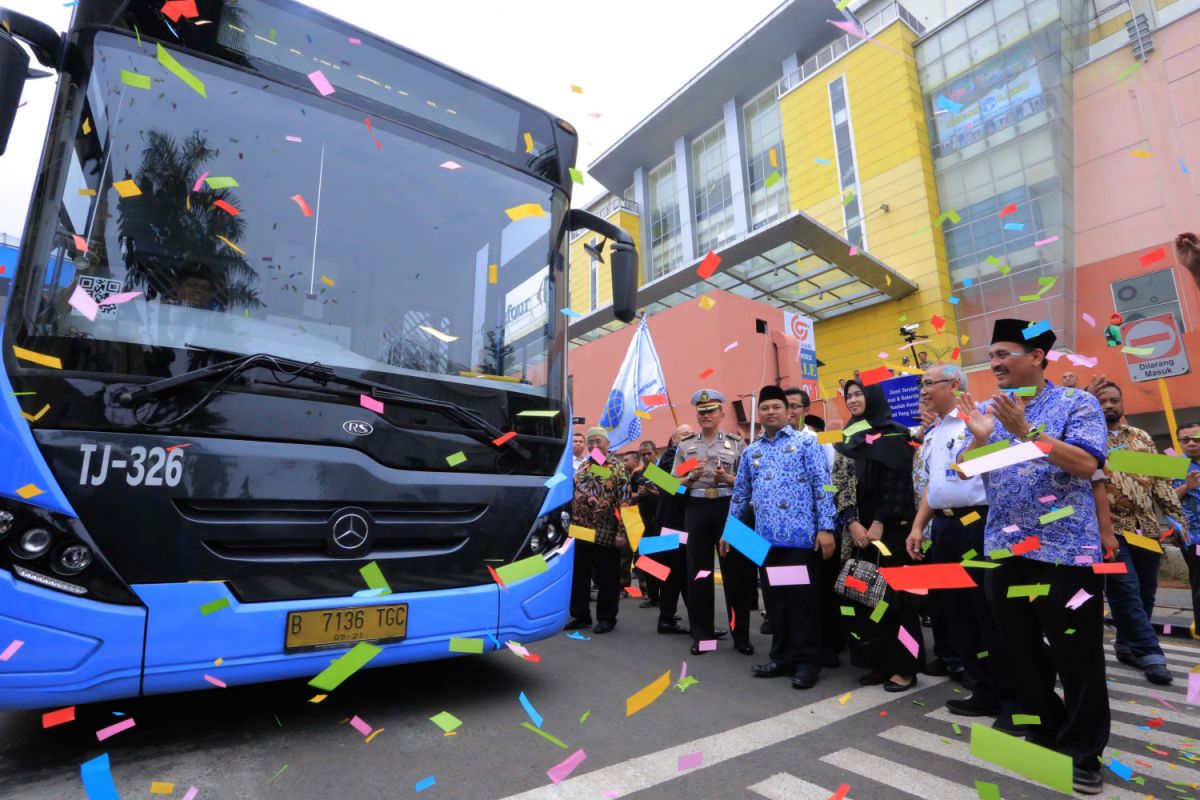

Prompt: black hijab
xmin=834 ymin=380 xmax=913 ymax=473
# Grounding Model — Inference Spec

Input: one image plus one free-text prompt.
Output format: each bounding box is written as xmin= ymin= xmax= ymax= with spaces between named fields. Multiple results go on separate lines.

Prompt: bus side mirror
xmin=0 ymin=32 xmax=30 ymax=156
xmin=608 ymin=240 xmax=638 ymax=324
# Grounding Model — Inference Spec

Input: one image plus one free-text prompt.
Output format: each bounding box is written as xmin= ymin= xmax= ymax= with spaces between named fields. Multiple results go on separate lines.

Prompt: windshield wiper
xmin=116 ymin=346 xmax=531 ymax=458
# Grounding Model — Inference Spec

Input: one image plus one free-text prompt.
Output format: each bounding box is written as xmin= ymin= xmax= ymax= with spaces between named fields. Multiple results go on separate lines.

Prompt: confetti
xmin=1033 ymin=235 xmax=1059 ymax=247
xmin=42 ymin=706 xmax=76 ymax=728
xmin=970 ymin=724 xmax=1072 ymax=793
xmin=1139 ymin=247 xmax=1166 ymax=266
xmin=1006 ymin=584 xmax=1050 ymax=599
xmin=96 ymin=718 xmax=136 ymax=741
xmin=415 ymin=776 xmax=436 ymax=792
xmin=698 ymin=367 xmax=714 ymax=380
xmin=307 ymin=69 xmax=335 ymax=96
xmin=720 ymin=517 xmax=771 ymax=565
xmin=548 ymin=750 xmax=587 ymax=785
xmin=505 ymin=203 xmax=547 ymax=221
xmin=678 ymin=752 xmax=703 ymax=771
xmin=698 ymin=296 xmax=716 ymax=310
xmin=308 ymin=642 xmax=382 ymax=691
xmin=320 ymin=275 xmax=335 ymax=287
xmin=120 ymin=69 xmax=151 ymax=89
xmin=69 ymin=284 xmax=101 ymax=321
xmin=1022 ymin=320 xmax=1052 ymax=340
xmin=360 ymin=394 xmax=385 ymax=414
xmin=569 ymin=167 xmax=584 ymax=184
xmin=495 ymin=554 xmax=549 ymax=586
xmin=418 ymin=325 xmax=458 ymax=343
xmin=1081 ymin=312 xmax=1095 ymax=327
xmin=0 ymin=639 xmax=24 ymax=661
xmin=523 ymin=132 xmax=535 ymax=153
xmin=445 ymin=451 xmax=467 ymax=467
xmin=203 ymin=674 xmax=226 ymax=688
xmin=560 ymin=306 xmax=581 ymax=318
xmin=880 ymin=563 xmax=976 ymax=591
xmin=429 ymin=711 xmax=462 ymax=733
xmin=1130 ymin=149 xmax=1152 ymax=157
xmin=626 ymin=670 xmax=671 ymax=716
xmin=697 ymin=250 xmax=721 ymax=279
xmin=200 ymin=597 xmax=229 ymax=615
xmin=1092 ymin=561 xmax=1127 ymax=574
xmin=359 ymin=560 xmax=392 ymax=594
xmin=157 ymin=43 xmax=206 ymax=97
xmin=1108 ymin=449 xmax=1189 ymax=479
xmin=290 ymin=194 xmax=314 ymax=217
xmin=81 ymin=754 xmax=121 ymax=800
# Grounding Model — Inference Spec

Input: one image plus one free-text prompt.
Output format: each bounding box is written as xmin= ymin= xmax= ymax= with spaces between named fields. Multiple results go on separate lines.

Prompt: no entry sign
xmin=1120 ymin=313 xmax=1190 ymax=382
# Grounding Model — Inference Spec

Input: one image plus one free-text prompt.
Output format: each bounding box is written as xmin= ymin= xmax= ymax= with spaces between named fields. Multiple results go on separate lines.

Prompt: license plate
xmin=284 ymin=603 xmax=408 ymax=651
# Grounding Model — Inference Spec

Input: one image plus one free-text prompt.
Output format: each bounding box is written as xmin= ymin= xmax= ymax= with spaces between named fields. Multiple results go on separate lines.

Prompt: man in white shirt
xmin=785 ymin=388 xmax=835 ymax=471
xmin=571 ymin=431 xmax=587 ymax=473
xmin=904 ymin=364 xmax=1021 ymax=732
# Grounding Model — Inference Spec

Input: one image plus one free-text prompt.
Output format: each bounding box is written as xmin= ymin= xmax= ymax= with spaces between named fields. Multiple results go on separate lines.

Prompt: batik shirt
xmin=979 ymin=383 xmax=1107 ymax=566
xmin=1173 ymin=461 xmax=1200 ymax=546
xmin=1102 ymin=424 xmax=1186 ymax=542
xmin=571 ymin=457 xmax=631 ymax=548
xmin=729 ymin=426 xmax=836 ymax=548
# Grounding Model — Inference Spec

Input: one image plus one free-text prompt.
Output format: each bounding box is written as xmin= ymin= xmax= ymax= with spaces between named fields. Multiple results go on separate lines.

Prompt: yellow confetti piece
xmin=488 ymin=264 xmax=498 ymax=284
xmin=78 ymin=188 xmax=97 ymax=196
xmin=320 ymin=275 xmax=334 ymax=287
xmin=959 ymin=511 xmax=982 ymax=526
xmin=19 ymin=403 xmax=50 ymax=422
xmin=816 ymin=431 xmax=842 ymax=445
xmin=16 ymin=483 xmax=44 ymax=500
xmin=308 ymin=694 xmax=327 ymax=703
xmin=215 ymin=235 xmax=244 ymax=255
xmin=698 ymin=296 xmax=716 ymax=310
xmin=505 ymin=203 xmax=547 ymax=222
xmin=885 ymin=273 xmax=892 ymax=287
xmin=213 ymin=657 xmax=224 ymax=665
xmin=871 ymin=539 xmax=892 ymax=557
xmin=570 ymin=84 xmax=583 ymax=94
xmin=82 ymin=118 xmax=91 ymax=135
xmin=626 ymin=670 xmax=671 ymax=716
xmin=112 ymin=179 xmax=142 ymax=198
xmin=961 ymin=334 xmax=970 ymax=345
xmin=634 ymin=410 xmax=651 ymax=420
xmin=838 ymin=692 xmax=852 ymax=705
xmin=418 ymin=325 xmax=458 ymax=343
xmin=150 ymin=782 xmax=174 ymax=795
xmin=1123 ymin=531 xmax=1164 ymax=553
xmin=769 ymin=147 xmax=778 ymax=168
xmin=523 ymin=132 xmax=534 ymax=153
xmin=1130 ymin=150 xmax=1153 ymax=158
xmin=364 ymin=727 xmax=385 ymax=744
xmin=568 ymin=524 xmax=596 ymax=543
xmin=13 ymin=345 xmax=62 ymax=369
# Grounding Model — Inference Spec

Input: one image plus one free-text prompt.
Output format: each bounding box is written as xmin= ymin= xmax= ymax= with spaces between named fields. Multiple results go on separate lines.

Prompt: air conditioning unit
xmin=1125 ymin=13 xmax=1154 ymax=60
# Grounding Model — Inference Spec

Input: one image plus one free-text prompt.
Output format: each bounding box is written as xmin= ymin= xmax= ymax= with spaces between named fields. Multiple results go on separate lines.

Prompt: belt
xmin=939 ymin=505 xmax=988 ymax=518
xmin=689 ymin=488 xmax=733 ymax=499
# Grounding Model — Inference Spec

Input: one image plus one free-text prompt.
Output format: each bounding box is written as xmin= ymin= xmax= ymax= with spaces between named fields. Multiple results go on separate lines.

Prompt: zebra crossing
xmin=747 ymin=634 xmax=1200 ymax=800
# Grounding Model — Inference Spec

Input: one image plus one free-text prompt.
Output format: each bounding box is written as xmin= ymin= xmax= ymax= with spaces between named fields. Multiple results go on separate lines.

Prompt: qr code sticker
xmin=75 ymin=276 xmax=124 ymax=319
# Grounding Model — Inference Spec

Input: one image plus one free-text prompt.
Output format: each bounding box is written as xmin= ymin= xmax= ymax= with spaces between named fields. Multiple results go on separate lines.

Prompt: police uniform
xmin=675 ymin=390 xmax=756 ymax=653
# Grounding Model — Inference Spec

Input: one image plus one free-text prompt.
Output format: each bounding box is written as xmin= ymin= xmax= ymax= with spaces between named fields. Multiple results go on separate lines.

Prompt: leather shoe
xmin=593 ymin=621 xmax=615 ymax=634
xmin=1072 ymin=767 xmax=1103 ymax=795
xmin=657 ymin=621 xmax=689 ymax=635
xmin=752 ymin=661 xmax=794 ymax=678
xmin=714 ymin=629 xmax=728 ymax=639
xmin=858 ymin=671 xmax=887 ymax=686
xmin=639 ymin=599 xmax=659 ymax=609
xmin=992 ymin=713 xmax=1029 ymax=735
xmin=883 ymin=675 xmax=919 ymax=693
xmin=946 ymin=694 xmax=1001 ymax=717
xmin=735 ymin=642 xmax=755 ymax=655
xmin=792 ymin=667 xmax=818 ymax=690
xmin=1146 ymin=663 xmax=1174 ymax=685
xmin=760 ymin=619 xmax=773 ymax=635
xmin=690 ymin=642 xmax=705 ymax=655
xmin=1115 ymin=650 xmax=1137 ymax=667
xmin=821 ymin=653 xmax=841 ymax=669
xmin=564 ymin=617 xmax=592 ymax=630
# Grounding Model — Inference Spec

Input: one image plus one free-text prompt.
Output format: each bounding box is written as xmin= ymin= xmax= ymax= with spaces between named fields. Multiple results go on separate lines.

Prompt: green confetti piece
xmin=200 ymin=597 xmax=229 ymax=615
xmin=962 ymin=440 xmax=1010 ymax=462
xmin=869 ymin=599 xmax=889 ymax=623
xmin=120 ymin=69 xmax=151 ymax=90
xmin=520 ymin=720 xmax=569 ymax=748
xmin=1006 ymin=584 xmax=1050 ymax=599
xmin=642 ymin=463 xmax=682 ymax=495
xmin=987 ymin=548 xmax=1012 ymax=560
xmin=430 ymin=711 xmax=463 ymax=733
xmin=1038 ymin=506 xmax=1075 ymax=525
xmin=359 ymin=561 xmax=392 ymax=595
xmin=970 ymin=723 xmax=1073 ymax=794
xmin=1108 ymin=450 xmax=1190 ymax=480
xmin=1117 ymin=59 xmax=1142 ymax=80
xmin=822 ymin=484 xmax=838 ymax=493
xmin=494 ymin=553 xmax=550 ymax=587
xmin=157 ymin=42 xmax=206 ymax=97
xmin=1018 ymin=294 xmax=1042 ymax=302
xmin=579 ymin=710 xmax=591 ymax=723
xmin=975 ymin=780 xmax=1001 ymax=800
xmin=764 ymin=170 xmax=782 ymax=188
xmin=308 ymin=642 xmax=383 ymax=691
xmin=898 ymin=315 xmax=908 ymax=322
xmin=446 ymin=451 xmax=467 ymax=467
xmin=448 ymin=637 xmax=484 ymax=654
xmin=842 ymin=190 xmax=856 ymax=206
xmin=589 ymin=464 xmax=613 ymax=479
xmin=205 ymin=176 xmax=239 ymax=189
xmin=1011 ymin=714 xmax=1041 ymax=726
xmin=961 ymin=548 xmax=978 ymax=561
xmin=842 ymin=419 xmax=872 ymax=439
xmin=1064 ymin=628 xmax=1076 ymax=635
xmin=911 ymin=700 xmax=925 ymax=706
xmin=568 ymin=167 xmax=584 ymax=184
xmin=921 ymin=540 xmax=933 ymax=553
xmin=953 ymin=723 xmax=963 ymax=736
xmin=675 ymin=675 xmax=699 ymax=692
xmin=977 ymin=651 xmax=989 ymax=659
xmin=840 ymin=605 xmax=856 ymax=617
xmin=961 ymin=559 xmax=1001 ymax=569
xmin=266 ymin=764 xmax=288 ymax=785
xmin=516 ymin=409 xmax=560 ymax=417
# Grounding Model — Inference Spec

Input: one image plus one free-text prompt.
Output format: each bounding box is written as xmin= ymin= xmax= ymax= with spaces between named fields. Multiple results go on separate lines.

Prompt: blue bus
xmin=0 ymin=0 xmax=636 ymax=709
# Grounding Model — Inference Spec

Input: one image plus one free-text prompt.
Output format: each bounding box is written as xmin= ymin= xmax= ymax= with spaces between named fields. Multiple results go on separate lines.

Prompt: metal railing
xmin=776 ymin=1 xmax=925 ymax=98
xmin=569 ymin=196 xmax=640 ymax=242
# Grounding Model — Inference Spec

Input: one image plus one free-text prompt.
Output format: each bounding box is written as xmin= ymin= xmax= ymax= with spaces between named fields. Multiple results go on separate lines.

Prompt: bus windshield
xmin=16 ymin=31 xmax=563 ymax=395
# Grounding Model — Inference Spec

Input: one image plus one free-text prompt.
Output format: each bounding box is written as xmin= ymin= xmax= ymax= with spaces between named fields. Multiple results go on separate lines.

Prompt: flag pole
xmin=642 ymin=311 xmax=680 ymax=427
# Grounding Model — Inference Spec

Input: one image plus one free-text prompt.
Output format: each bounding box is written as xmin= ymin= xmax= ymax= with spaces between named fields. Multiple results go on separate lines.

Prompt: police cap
xmin=691 ymin=388 xmax=726 ymax=411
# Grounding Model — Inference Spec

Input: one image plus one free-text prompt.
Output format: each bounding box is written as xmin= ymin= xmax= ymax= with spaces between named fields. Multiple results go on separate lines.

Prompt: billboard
xmin=783 ymin=310 xmax=820 ymax=401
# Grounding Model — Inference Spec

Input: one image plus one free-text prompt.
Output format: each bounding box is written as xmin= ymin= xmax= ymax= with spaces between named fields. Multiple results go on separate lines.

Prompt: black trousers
xmin=847 ymin=521 xmax=926 ymax=677
xmin=929 ymin=510 xmax=1017 ymax=709
xmin=763 ymin=546 xmax=822 ymax=669
xmin=818 ymin=534 xmax=845 ymax=659
xmin=986 ymin=557 xmax=1109 ymax=766
xmin=654 ymin=541 xmax=689 ymax=625
xmin=685 ymin=497 xmax=756 ymax=646
xmin=1182 ymin=545 xmax=1200 ymax=631
xmin=570 ymin=540 xmax=619 ymax=624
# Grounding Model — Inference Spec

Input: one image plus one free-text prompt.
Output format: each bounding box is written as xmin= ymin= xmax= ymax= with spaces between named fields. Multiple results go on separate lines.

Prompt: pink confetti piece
xmin=72 ymin=234 xmax=89 ymax=253
xmin=348 ymin=36 xmax=361 ymax=45
xmin=96 ymin=717 xmax=136 ymax=741
xmin=765 ymin=564 xmax=811 ymax=585
xmin=724 ymin=341 xmax=738 ymax=352
xmin=1074 ymin=555 xmax=1095 ymax=565
xmin=1044 ymin=349 xmax=1063 ymax=362
xmin=285 ymin=135 xmax=303 ymax=142
xmin=1158 ymin=693 xmax=1179 ymax=711
xmin=897 ymin=626 xmax=919 ymax=659
xmin=849 ymin=245 xmax=859 ymax=256
xmin=695 ymin=570 xmax=712 ymax=579
xmin=439 ymin=161 xmax=462 ymax=170
xmin=100 ymin=290 xmax=142 ymax=306
xmin=1164 ymin=624 xmax=1172 ymax=635
xmin=878 ymin=352 xmax=889 ymax=359
xmin=1002 ymin=524 xmax=1021 ymax=534
xmin=69 ymin=284 xmax=100 ymax=321
xmin=679 ymin=660 xmax=688 ymax=681
xmin=677 ymin=752 xmax=703 ymax=771
xmin=865 ymin=433 xmax=881 ymax=444
xmin=505 ymin=641 xmax=530 ymax=658
xmin=1034 ymin=236 xmax=1059 ymax=247
xmin=1065 ymin=589 xmax=1092 ymax=610
xmin=0 ymin=639 xmax=24 ymax=661
xmin=203 ymin=674 xmax=226 ymax=688
xmin=1066 ymin=353 xmax=1098 ymax=368
xmin=1082 ymin=312 xmax=1095 ymax=327
xmin=360 ymin=394 xmax=384 ymax=414
xmin=1038 ymin=495 xmax=1056 ymax=503
xmin=698 ymin=639 xmax=717 ymax=652
xmin=182 ymin=788 xmax=199 ymax=800
xmin=548 ymin=749 xmax=587 ymax=785
xmin=590 ymin=447 xmax=606 ymax=465
xmin=191 ymin=171 xmax=209 ymax=193
xmin=307 ymin=69 xmax=335 ymax=96
xmin=349 ymin=715 xmax=372 ymax=736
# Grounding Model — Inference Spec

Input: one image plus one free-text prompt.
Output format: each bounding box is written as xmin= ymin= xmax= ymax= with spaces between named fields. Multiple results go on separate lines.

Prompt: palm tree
xmin=117 ymin=129 xmax=261 ymax=310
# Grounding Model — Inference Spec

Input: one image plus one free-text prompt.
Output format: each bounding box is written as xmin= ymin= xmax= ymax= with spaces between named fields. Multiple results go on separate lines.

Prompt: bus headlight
xmin=53 ymin=543 xmax=92 ymax=575
xmin=528 ymin=533 xmax=542 ymax=553
xmin=14 ymin=528 xmax=52 ymax=559
xmin=0 ymin=510 xmax=14 ymax=538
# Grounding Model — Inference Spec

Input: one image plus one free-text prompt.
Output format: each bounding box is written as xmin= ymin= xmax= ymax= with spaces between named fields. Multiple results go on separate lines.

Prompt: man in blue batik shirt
xmin=726 ymin=385 xmax=836 ymax=690
xmin=956 ymin=319 xmax=1117 ymax=796
xmin=1173 ymin=421 xmax=1200 ymax=640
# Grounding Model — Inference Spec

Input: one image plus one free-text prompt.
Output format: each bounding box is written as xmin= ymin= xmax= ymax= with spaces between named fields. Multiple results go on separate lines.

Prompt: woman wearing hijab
xmin=832 ymin=379 xmax=926 ymax=691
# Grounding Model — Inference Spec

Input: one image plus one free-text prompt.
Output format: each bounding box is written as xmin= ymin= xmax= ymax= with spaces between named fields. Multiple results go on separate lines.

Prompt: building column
xmin=632 ymin=167 xmax=652 ymax=284
xmin=723 ymin=98 xmax=750 ymax=238
xmin=673 ymin=136 xmax=697 ymax=264
xmin=781 ymin=53 xmax=799 ymax=79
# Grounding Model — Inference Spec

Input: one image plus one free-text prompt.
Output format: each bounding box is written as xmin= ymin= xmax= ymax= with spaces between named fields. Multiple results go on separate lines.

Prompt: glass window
xmin=648 ymin=158 xmax=682 ymax=279
xmin=828 ymin=76 xmax=865 ymax=249
xmin=743 ymin=90 xmax=788 ymax=230
xmin=588 ymin=245 xmax=599 ymax=312
xmin=965 ymin=4 xmax=994 ymax=37
xmin=692 ymin=124 xmax=734 ymax=254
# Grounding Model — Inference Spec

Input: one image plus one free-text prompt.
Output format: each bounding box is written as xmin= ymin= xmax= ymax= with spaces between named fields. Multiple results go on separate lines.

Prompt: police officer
xmin=675 ymin=389 xmax=755 ymax=656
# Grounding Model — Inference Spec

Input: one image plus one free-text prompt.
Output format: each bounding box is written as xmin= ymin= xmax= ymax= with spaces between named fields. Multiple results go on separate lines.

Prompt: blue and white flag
xmin=598 ymin=316 xmax=670 ymax=453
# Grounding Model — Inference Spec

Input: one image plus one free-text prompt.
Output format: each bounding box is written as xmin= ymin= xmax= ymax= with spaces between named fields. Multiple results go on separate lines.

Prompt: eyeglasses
xmin=920 ymin=379 xmax=954 ymax=388
xmin=988 ymin=350 xmax=1030 ymax=361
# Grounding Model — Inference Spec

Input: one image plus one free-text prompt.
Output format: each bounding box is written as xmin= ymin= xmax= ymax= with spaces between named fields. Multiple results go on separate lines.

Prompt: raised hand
xmin=989 ymin=393 xmax=1031 ymax=439
xmin=1177 ymin=232 xmax=1200 ymax=289
xmin=1083 ymin=374 xmax=1108 ymax=397
xmin=956 ymin=393 xmax=994 ymax=442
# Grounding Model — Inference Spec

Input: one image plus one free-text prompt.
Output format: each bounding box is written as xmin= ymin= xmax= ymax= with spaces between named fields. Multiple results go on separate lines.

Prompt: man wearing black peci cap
xmin=955 ymin=318 xmax=1115 ymax=795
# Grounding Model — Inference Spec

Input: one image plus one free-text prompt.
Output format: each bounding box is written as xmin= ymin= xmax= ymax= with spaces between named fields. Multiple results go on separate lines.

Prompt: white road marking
xmin=748 ymin=772 xmax=855 ymax=800
xmin=1155 ymin=639 xmax=1200 ymax=656
xmin=924 ymin=706 xmax=1192 ymax=751
xmin=1107 ymin=678 xmax=1188 ymax=702
xmin=1110 ymin=700 xmax=1200 ymax=730
xmin=497 ymin=680 xmax=945 ymax=799
xmin=821 ymin=747 xmax=978 ymax=800
xmin=1107 ymin=663 xmax=1187 ymax=684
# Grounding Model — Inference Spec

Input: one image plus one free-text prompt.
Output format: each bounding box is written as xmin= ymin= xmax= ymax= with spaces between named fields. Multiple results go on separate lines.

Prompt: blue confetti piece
xmin=1182 ymin=160 xmax=1190 ymax=174
xmin=936 ymin=94 xmax=964 ymax=114
xmin=1108 ymin=758 xmax=1133 ymax=781
xmin=566 ymin=631 xmax=591 ymax=640
xmin=815 ymin=158 xmax=831 ymax=165
xmin=518 ymin=691 xmax=543 ymax=728
xmin=486 ymin=632 xmax=501 ymax=649
xmin=948 ymin=296 xmax=960 ymax=305
xmin=81 ymin=754 xmax=121 ymax=800
xmin=720 ymin=517 xmax=770 ymax=566
xmin=561 ymin=307 xmax=582 ymax=318
xmin=1022 ymin=320 xmax=1052 ymax=340
xmin=1003 ymin=222 xmax=1025 ymax=231
xmin=544 ymin=473 xmax=567 ymax=489
xmin=415 ymin=776 xmax=436 ymax=792
xmin=963 ymin=278 xmax=973 ymax=287
xmin=638 ymin=534 xmax=680 ymax=555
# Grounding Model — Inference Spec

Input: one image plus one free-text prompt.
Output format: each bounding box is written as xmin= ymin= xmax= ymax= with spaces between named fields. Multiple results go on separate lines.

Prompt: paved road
xmin=2 ymin=598 xmax=1199 ymax=799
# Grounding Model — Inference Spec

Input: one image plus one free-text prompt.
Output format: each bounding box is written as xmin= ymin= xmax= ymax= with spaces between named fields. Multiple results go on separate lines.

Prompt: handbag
xmin=834 ymin=551 xmax=887 ymax=609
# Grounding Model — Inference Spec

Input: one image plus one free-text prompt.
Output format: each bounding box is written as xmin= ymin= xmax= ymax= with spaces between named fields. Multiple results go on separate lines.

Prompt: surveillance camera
xmin=900 ymin=324 xmax=920 ymax=335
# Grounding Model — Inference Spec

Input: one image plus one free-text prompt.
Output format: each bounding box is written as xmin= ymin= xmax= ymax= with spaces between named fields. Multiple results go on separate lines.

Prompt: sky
xmin=0 ymin=0 xmax=785 ymax=239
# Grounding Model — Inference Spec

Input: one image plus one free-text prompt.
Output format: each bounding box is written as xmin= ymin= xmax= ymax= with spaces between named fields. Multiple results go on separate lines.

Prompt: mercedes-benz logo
xmin=329 ymin=510 xmax=370 ymax=555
